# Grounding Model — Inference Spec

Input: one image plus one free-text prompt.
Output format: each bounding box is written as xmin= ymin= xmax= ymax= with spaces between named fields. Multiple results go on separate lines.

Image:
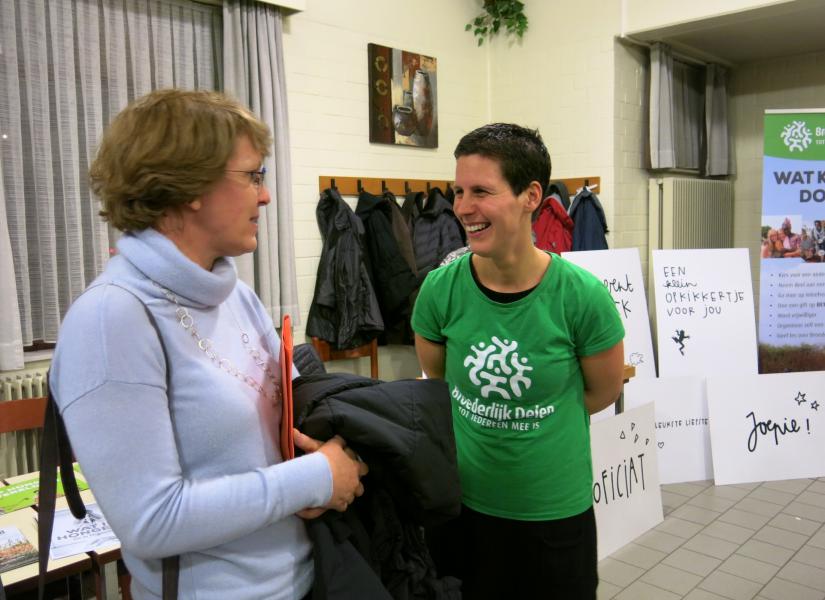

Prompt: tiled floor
xmin=598 ymin=478 xmax=825 ymax=600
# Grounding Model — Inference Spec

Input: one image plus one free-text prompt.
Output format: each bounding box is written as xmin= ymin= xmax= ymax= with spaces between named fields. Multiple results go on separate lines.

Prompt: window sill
xmin=24 ymin=349 xmax=54 ymax=364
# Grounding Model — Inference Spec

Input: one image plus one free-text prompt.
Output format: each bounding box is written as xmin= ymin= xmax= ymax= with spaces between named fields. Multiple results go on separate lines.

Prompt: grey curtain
xmin=223 ymin=0 xmax=300 ymax=326
xmin=0 ymin=161 xmax=23 ymax=370
xmin=705 ymin=64 xmax=731 ymax=176
xmin=650 ymin=42 xmax=676 ymax=169
xmin=0 ymin=0 xmax=221 ymax=360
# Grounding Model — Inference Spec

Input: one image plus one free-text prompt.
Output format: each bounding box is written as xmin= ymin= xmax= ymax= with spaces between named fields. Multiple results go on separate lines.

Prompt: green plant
xmin=466 ymin=0 xmax=528 ymax=46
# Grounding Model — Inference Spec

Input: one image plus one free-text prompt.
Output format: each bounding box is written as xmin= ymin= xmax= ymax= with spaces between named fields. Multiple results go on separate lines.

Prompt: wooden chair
xmin=0 ymin=396 xmax=132 ymax=600
xmin=310 ymin=337 xmax=380 ymax=379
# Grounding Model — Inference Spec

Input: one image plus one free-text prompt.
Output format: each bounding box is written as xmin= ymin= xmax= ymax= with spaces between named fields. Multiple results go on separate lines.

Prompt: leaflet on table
xmin=0 ymin=525 xmax=38 ymax=574
xmin=0 ymin=465 xmax=89 ymax=514
xmin=50 ymin=503 xmax=118 ymax=559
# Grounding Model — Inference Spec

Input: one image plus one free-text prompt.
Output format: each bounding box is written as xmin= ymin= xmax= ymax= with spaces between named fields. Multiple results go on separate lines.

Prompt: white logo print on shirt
xmin=463 ymin=336 xmax=533 ymax=399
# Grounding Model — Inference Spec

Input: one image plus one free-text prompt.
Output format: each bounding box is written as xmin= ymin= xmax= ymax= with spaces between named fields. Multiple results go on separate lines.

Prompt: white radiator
xmin=648 ymin=177 xmax=734 ymax=250
xmin=1 ymin=368 xmax=47 ymax=479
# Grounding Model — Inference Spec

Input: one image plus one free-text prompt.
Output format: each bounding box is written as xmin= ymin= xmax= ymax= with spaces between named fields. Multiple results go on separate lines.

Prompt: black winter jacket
xmin=355 ymin=191 xmax=418 ymax=342
xmin=402 ymin=188 xmax=465 ymax=285
xmin=294 ymin=373 xmax=462 ymax=600
xmin=307 ymin=188 xmax=384 ymax=349
xmin=569 ymin=188 xmax=609 ymax=251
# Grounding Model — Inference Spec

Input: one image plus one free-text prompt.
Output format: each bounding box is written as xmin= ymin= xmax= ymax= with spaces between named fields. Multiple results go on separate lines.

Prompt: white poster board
xmin=563 ymin=248 xmax=656 ymax=379
xmin=590 ymin=403 xmax=663 ymax=560
xmin=624 ymin=376 xmax=712 ymax=484
xmin=652 ymin=249 xmax=758 ymax=377
xmin=707 ymin=371 xmax=825 ymax=485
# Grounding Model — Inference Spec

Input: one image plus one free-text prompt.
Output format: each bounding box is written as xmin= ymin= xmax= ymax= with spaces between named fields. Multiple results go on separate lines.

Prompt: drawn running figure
xmin=672 ymin=329 xmax=690 ymax=356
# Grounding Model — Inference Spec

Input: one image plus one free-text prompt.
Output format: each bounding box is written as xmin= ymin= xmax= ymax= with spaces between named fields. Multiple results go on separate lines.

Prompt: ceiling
xmin=626 ymin=0 xmax=825 ymax=66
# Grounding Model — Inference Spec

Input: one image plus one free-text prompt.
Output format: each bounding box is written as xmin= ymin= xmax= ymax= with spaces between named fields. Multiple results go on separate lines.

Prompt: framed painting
xmin=368 ymin=43 xmax=438 ymax=148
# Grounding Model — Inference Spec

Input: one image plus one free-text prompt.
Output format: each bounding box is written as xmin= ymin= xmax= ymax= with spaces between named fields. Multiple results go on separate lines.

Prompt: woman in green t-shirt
xmin=412 ymin=123 xmax=625 ymax=599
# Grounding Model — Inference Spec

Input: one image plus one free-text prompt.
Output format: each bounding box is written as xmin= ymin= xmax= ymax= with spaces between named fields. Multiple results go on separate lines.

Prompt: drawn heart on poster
xmin=658 ymin=441 xmax=665 ymax=449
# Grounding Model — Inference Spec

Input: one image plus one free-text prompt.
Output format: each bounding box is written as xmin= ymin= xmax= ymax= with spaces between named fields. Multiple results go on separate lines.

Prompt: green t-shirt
xmin=412 ymin=253 xmax=624 ymax=520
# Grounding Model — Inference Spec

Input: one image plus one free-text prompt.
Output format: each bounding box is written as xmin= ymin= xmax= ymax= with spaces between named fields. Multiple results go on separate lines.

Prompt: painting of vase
xmin=368 ymin=43 xmax=438 ymax=148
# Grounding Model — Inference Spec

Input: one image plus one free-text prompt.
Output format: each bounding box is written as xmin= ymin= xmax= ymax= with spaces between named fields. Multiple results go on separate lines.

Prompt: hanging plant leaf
xmin=466 ymin=0 xmax=528 ymax=47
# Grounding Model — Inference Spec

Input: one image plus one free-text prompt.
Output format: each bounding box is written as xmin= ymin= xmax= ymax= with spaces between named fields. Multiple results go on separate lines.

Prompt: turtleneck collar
xmin=117 ymin=228 xmax=237 ymax=308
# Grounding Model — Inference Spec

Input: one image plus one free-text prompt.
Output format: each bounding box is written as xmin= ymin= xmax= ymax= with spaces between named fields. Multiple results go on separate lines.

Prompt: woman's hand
xmin=293 ymin=429 xmax=368 ymax=519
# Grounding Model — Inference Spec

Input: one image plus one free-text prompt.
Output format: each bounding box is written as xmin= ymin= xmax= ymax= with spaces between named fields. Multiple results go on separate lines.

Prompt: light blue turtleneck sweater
xmin=51 ymin=228 xmax=331 ymax=600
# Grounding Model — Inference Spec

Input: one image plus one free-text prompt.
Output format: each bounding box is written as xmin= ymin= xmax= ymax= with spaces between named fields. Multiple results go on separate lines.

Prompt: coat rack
xmin=319 ymin=176 xmax=452 ymax=196
xmin=319 ymin=175 xmax=600 ymax=197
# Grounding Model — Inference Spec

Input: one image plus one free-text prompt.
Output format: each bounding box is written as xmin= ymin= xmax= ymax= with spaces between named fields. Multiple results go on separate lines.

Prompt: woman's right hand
xmin=293 ymin=430 xmax=368 ymax=518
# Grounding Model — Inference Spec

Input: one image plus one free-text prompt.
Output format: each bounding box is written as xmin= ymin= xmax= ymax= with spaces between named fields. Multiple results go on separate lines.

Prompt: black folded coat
xmin=293 ymin=373 xmax=462 ymax=600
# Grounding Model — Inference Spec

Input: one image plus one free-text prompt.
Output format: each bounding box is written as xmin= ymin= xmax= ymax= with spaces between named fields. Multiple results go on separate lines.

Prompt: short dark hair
xmin=453 ymin=123 xmax=551 ymax=196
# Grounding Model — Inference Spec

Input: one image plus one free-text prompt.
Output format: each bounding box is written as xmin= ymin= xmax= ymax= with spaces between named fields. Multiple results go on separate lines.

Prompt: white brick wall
xmin=281 ymin=0 xmax=485 ymax=379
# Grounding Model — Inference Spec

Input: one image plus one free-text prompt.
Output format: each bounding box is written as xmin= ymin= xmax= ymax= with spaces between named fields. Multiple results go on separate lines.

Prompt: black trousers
xmin=429 ymin=505 xmax=598 ymax=600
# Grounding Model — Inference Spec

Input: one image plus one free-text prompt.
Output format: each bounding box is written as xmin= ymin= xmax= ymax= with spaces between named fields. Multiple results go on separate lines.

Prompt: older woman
xmin=51 ymin=89 xmax=366 ymax=600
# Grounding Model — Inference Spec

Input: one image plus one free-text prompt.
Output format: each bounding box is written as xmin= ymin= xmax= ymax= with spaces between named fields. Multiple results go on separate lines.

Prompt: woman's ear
xmin=524 ymin=180 xmax=544 ymax=213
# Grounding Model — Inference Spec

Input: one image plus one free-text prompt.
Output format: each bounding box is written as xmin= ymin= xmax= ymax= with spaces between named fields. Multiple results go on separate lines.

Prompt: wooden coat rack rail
xmin=319 ymin=175 xmax=600 ymax=197
xmin=318 ymin=176 xmax=451 ymax=196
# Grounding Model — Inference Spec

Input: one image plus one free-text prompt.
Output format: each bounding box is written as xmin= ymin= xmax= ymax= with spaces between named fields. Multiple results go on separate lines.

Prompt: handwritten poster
xmin=563 ymin=248 xmax=656 ymax=379
xmin=759 ymin=110 xmax=825 ymax=373
xmin=624 ymin=377 xmax=712 ymax=484
xmin=652 ymin=249 xmax=758 ymax=377
xmin=590 ymin=403 xmax=663 ymax=560
xmin=707 ymin=371 xmax=825 ymax=485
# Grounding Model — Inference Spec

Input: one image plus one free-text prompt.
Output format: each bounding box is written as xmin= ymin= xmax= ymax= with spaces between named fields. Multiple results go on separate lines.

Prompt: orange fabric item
xmin=279 ymin=315 xmax=295 ymax=460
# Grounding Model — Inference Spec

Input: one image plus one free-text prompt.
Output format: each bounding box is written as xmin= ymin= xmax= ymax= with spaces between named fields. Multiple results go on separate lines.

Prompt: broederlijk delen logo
xmin=781 ymin=120 xmax=812 ymax=152
xmin=463 ymin=336 xmax=533 ymax=399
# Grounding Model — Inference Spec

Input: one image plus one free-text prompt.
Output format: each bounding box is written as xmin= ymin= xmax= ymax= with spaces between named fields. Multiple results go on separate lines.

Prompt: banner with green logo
xmin=759 ymin=110 xmax=825 ymax=373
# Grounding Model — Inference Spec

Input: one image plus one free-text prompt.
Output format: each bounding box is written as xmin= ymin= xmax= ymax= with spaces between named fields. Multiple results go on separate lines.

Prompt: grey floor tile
xmin=769 ymin=512 xmax=822 ymax=536
xmin=698 ymin=570 xmax=763 ymax=600
xmin=807 ymin=480 xmax=825 ymax=495
xmin=730 ymin=482 xmax=761 ymax=491
xmin=809 ymin=526 xmax=825 ymax=550
xmin=689 ymin=493 xmax=738 ymax=512
xmin=610 ymin=542 xmax=667 ymax=570
xmin=776 ymin=561 xmax=825 ymax=592
xmin=718 ymin=508 xmax=773 ymax=531
xmin=760 ymin=578 xmax=824 ymax=600
xmin=641 ymin=562 xmax=703 ymax=595
xmin=598 ymin=556 xmax=645 ymax=588
xmin=748 ymin=486 xmax=798 ymax=506
xmin=656 ymin=516 xmax=705 ymax=539
xmin=663 ymin=548 xmax=722 ymax=578
xmin=737 ymin=539 xmax=796 ymax=566
xmin=614 ymin=580 xmax=682 ymax=600
xmin=797 ymin=490 xmax=825 ymax=508
xmin=684 ymin=590 xmax=733 ymax=600
xmin=633 ymin=528 xmax=685 ymax=554
xmin=794 ymin=545 xmax=825 ymax=569
xmin=665 ymin=481 xmax=713 ymax=498
xmin=702 ymin=485 xmax=751 ymax=502
xmin=703 ymin=520 xmax=756 ymax=544
xmin=753 ymin=525 xmax=810 ymax=551
xmin=684 ymin=533 xmax=741 ymax=560
xmin=734 ymin=497 xmax=785 ymax=518
xmin=718 ymin=553 xmax=781 ymax=585
xmin=597 ymin=580 xmax=622 ymax=600
xmin=761 ymin=479 xmax=812 ymax=495
xmin=784 ymin=500 xmax=825 ymax=522
xmin=672 ymin=504 xmax=724 ymax=526
xmin=663 ymin=490 xmax=693 ymax=510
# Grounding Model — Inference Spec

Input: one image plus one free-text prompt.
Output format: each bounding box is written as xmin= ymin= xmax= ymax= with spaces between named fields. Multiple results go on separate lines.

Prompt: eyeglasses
xmin=225 ymin=167 xmax=266 ymax=189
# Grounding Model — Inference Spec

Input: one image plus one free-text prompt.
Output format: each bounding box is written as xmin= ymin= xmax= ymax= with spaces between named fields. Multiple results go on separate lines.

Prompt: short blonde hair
xmin=91 ymin=89 xmax=272 ymax=232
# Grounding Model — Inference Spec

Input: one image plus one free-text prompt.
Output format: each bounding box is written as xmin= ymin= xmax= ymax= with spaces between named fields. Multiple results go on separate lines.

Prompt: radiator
xmin=648 ymin=177 xmax=734 ymax=250
xmin=1 ymin=368 xmax=47 ymax=479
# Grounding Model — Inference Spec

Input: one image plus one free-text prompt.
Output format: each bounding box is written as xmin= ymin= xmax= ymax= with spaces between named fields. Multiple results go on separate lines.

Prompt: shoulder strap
xmin=37 ymin=294 xmax=179 ymax=600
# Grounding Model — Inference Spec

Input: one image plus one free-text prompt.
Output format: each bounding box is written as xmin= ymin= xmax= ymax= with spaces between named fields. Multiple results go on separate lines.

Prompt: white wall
xmin=280 ymin=0 xmax=485 ymax=379
xmin=486 ymin=0 xmax=622 ymax=245
xmin=729 ymin=50 xmax=825 ymax=308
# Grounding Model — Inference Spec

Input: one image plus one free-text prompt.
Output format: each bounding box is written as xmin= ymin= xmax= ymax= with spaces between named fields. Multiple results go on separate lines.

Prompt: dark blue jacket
xmin=569 ymin=189 xmax=609 ymax=251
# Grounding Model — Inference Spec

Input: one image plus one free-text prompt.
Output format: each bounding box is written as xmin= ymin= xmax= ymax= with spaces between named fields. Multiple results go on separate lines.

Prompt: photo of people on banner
xmin=761 ymin=214 xmax=825 ymax=262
